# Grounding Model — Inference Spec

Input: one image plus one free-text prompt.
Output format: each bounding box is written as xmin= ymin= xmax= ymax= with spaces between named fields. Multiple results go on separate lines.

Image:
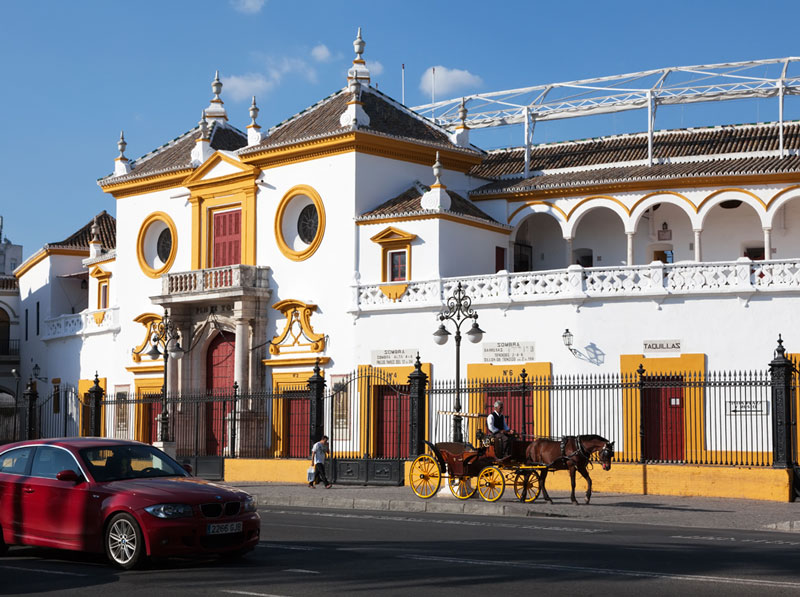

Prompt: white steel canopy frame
xmin=412 ymin=57 xmax=800 ymax=175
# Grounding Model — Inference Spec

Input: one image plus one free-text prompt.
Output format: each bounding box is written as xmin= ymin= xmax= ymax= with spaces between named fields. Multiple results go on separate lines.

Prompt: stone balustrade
xmin=353 ymin=258 xmax=800 ymax=312
xmin=162 ymin=264 xmax=271 ymax=296
xmin=43 ymin=307 xmax=121 ymax=341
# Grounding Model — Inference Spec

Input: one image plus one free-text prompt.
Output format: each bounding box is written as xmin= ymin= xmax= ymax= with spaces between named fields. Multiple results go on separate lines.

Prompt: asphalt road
xmin=3 ymin=506 xmax=800 ymax=596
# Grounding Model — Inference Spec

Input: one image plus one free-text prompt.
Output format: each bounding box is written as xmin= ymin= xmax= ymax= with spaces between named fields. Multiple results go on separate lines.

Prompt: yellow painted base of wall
xmin=227 ymin=459 xmax=793 ymax=502
xmin=523 ymin=463 xmax=793 ymax=502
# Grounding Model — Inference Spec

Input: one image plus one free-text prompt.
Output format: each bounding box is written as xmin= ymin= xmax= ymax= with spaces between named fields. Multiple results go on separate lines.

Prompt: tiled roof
xmin=359 ymin=182 xmax=503 ymax=226
xmin=241 ymin=87 xmax=480 ymax=155
xmin=49 ymin=211 xmax=116 ymax=251
xmin=470 ymin=121 xmax=800 ymax=179
xmin=99 ymin=122 xmax=247 ymax=184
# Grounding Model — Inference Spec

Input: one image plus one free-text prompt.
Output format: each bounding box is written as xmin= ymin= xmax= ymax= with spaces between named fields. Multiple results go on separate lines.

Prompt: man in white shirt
xmin=310 ymin=435 xmax=331 ymax=489
xmin=487 ymin=401 xmax=514 ymax=458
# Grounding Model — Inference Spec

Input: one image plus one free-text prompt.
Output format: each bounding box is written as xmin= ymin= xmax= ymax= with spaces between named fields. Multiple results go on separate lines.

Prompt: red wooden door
xmin=375 ymin=386 xmax=410 ymax=459
xmin=212 ymin=210 xmax=241 ymax=267
xmin=205 ymin=333 xmax=235 ymax=455
xmin=286 ymin=392 xmax=310 ymax=458
xmin=643 ymin=377 xmax=685 ymax=461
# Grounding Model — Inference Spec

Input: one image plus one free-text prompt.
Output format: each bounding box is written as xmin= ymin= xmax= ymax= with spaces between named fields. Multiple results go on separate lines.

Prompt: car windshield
xmin=79 ymin=444 xmax=187 ymax=482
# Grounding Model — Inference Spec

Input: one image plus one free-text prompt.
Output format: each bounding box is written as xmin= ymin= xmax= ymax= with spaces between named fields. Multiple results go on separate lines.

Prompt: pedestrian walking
xmin=310 ymin=435 xmax=332 ymax=489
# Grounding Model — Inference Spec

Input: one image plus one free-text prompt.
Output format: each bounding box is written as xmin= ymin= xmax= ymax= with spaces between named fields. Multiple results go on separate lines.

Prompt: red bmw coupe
xmin=0 ymin=438 xmax=260 ymax=569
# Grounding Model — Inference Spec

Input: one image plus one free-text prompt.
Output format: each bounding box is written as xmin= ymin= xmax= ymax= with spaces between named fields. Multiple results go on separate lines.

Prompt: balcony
xmin=0 ymin=276 xmax=18 ymax=291
xmin=0 ymin=339 xmax=19 ymax=356
xmin=154 ymin=264 xmax=272 ymax=307
xmin=43 ymin=307 xmax=121 ymax=341
xmin=352 ymin=258 xmax=800 ymax=312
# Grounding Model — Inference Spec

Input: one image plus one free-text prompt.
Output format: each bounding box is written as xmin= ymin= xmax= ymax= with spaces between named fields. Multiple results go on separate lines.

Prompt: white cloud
xmin=367 ymin=60 xmax=384 ymax=76
xmin=311 ymin=44 xmax=332 ymax=62
xmin=419 ymin=66 xmax=482 ymax=97
xmin=222 ymin=73 xmax=274 ymax=102
xmin=230 ymin=0 xmax=266 ymax=14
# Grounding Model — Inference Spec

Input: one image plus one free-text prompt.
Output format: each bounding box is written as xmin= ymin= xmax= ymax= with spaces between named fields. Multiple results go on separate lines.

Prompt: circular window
xmin=275 ymin=185 xmax=326 ymax=261
xmin=297 ymin=204 xmax=319 ymax=244
xmin=136 ymin=212 xmax=178 ymax=278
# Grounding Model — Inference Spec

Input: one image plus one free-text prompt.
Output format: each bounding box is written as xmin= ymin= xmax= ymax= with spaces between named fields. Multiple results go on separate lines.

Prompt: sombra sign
xmin=371 ymin=348 xmax=417 ymax=366
xmin=483 ymin=341 xmax=536 ymax=363
xmin=643 ymin=339 xmax=682 ymax=355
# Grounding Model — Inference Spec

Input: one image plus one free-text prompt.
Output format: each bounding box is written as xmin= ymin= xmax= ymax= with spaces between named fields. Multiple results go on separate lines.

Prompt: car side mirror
xmin=56 ymin=469 xmax=81 ymax=483
xmin=182 ymin=463 xmax=193 ymax=475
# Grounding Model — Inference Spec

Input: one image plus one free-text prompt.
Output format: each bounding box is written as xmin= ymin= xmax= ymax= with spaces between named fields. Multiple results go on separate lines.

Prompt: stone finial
xmin=114 ymin=130 xmax=132 ymax=176
xmin=458 ymin=97 xmax=468 ymax=124
xmin=205 ymin=70 xmax=228 ymax=124
xmin=451 ymin=98 xmax=471 ymax=147
xmin=89 ymin=215 xmax=102 ymax=258
xmin=90 ymin=216 xmax=100 ymax=243
xmin=247 ymin=96 xmax=266 ymax=146
xmin=346 ymin=27 xmax=370 ymax=85
xmin=432 ymin=151 xmax=443 ymax=186
xmin=420 ymin=153 xmax=451 ymax=211
xmin=340 ymin=72 xmax=370 ymax=128
xmin=191 ymin=110 xmax=213 ymax=165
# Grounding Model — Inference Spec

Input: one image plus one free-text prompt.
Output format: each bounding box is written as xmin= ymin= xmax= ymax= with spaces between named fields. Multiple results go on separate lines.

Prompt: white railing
xmin=163 ymin=264 xmax=271 ymax=295
xmin=352 ymin=258 xmax=800 ymax=312
xmin=43 ymin=307 xmax=120 ymax=341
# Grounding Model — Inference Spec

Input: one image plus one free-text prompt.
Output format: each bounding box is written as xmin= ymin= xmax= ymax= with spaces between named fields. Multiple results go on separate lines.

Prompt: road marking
xmin=283 ymin=568 xmax=320 ymax=574
xmin=258 ymin=542 xmax=319 ymax=551
xmin=0 ymin=564 xmax=87 ymax=577
xmin=260 ymin=508 xmax=604 ymax=534
xmin=672 ymin=534 xmax=800 ymax=546
xmin=268 ymin=522 xmax=359 ymax=532
xmin=220 ymin=591 xmax=292 ymax=597
xmin=401 ymin=554 xmax=800 ymax=589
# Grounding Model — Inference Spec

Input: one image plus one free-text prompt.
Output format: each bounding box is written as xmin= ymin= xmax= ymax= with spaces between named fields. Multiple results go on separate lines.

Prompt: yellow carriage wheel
xmin=409 ymin=454 xmax=441 ymax=499
xmin=513 ymin=470 xmax=541 ymax=503
xmin=477 ymin=466 xmax=505 ymax=502
xmin=448 ymin=476 xmax=477 ymax=500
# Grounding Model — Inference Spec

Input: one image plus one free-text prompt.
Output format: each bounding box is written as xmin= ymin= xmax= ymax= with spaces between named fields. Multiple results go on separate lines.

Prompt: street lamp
xmin=433 ymin=281 xmax=485 ymax=443
xmin=132 ymin=310 xmax=184 ymax=442
xmin=562 ymin=328 xmax=580 ymax=357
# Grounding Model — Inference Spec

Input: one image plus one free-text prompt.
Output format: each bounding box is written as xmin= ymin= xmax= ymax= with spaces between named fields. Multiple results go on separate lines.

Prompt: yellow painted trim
xmin=370 ymin=226 xmax=416 ymax=283
xmin=268 ymin=299 xmax=326 ymax=355
xmin=274 ymin=184 xmax=326 ymax=262
xmin=133 ymin=378 xmax=163 ymax=442
xmin=566 ymin=195 xmax=631 ymax=220
xmin=77 ymin=377 xmax=107 ymax=437
xmin=131 ymin=313 xmax=163 ymax=363
xmin=358 ymin=213 xmax=511 ymax=235
xmin=241 ymin=131 xmax=483 ymax=174
xmin=269 ymin=370 xmax=321 ymax=458
xmin=183 ymin=151 xmax=260 ymax=190
xmin=620 ymin=353 xmax=705 ymax=465
xmin=224 ymin=458 xmax=310 ymax=483
xmin=14 ymin=248 xmax=89 ymax=279
xmin=630 ymin=190 xmax=698 ymax=214
xmin=136 ymin=212 xmax=178 ymax=279
xmin=507 ymin=200 xmax=569 ymax=223
xmin=466 ymin=362 xmax=552 ymax=442
xmin=93 ymin=309 xmax=106 ymax=325
xmin=767 ymin=183 xmax=800 ymax=208
xmin=100 ymin=169 xmax=194 ymax=199
xmin=262 ymin=356 xmax=332 ymax=368
xmin=379 ymin=284 xmax=409 ymax=300
xmin=125 ymin=365 xmax=165 ymax=374
xmin=696 ymin=187 xmax=767 ymax=211
xmin=472 ymin=171 xmax=800 ymax=202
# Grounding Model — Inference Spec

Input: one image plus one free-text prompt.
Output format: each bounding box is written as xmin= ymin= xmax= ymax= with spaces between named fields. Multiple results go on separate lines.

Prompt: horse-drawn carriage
xmin=409 ymin=417 xmax=615 ymax=504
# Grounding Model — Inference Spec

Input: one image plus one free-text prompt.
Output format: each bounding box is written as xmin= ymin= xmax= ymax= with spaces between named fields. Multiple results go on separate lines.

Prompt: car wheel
xmin=105 ymin=513 xmax=145 ymax=570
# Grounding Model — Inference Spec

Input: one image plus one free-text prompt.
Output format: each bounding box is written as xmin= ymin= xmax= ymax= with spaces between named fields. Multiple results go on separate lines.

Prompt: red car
xmin=0 ymin=438 xmax=260 ymax=569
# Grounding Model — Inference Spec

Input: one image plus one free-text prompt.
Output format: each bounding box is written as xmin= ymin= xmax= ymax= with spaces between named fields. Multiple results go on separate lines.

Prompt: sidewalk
xmin=233 ymin=481 xmax=800 ymax=534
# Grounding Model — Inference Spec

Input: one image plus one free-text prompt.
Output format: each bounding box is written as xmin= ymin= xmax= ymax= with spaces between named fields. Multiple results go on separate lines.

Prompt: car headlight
xmin=144 ymin=503 xmax=194 ymax=519
xmin=243 ymin=496 xmax=257 ymax=512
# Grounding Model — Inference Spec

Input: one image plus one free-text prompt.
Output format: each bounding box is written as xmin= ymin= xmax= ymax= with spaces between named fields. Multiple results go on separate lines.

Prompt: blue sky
xmin=3 ymin=0 xmax=800 ymax=260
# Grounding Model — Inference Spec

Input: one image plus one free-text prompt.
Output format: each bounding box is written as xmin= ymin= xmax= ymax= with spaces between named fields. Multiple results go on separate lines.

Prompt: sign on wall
xmin=483 ymin=341 xmax=536 ymax=363
xmin=643 ymin=339 xmax=681 ymax=356
xmin=371 ymin=348 xmax=417 ymax=366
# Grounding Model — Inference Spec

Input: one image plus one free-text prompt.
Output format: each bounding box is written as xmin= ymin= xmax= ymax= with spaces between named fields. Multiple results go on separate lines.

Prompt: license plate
xmin=207 ymin=521 xmax=243 ymax=535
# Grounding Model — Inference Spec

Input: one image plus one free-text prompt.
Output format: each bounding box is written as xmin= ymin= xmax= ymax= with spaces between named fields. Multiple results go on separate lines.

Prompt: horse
xmin=525 ymin=434 xmax=614 ymax=505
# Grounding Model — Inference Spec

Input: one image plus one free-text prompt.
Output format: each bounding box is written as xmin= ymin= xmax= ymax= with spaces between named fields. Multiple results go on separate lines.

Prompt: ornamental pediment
xmin=184 ymin=152 xmax=259 ymax=188
xmin=369 ymin=226 xmax=417 ymax=245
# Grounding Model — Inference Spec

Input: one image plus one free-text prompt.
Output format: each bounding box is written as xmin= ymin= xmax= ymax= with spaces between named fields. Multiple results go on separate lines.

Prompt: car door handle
xmin=23 ymin=487 xmax=34 ymax=494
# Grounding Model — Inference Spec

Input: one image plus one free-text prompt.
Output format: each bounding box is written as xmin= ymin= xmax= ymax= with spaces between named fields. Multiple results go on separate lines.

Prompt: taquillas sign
xmin=643 ymin=340 xmax=682 ymax=353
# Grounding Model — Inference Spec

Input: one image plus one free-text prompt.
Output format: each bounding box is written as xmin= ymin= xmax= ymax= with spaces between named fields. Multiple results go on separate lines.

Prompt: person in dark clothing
xmin=310 ymin=435 xmax=331 ymax=489
xmin=487 ymin=400 xmax=514 ymax=458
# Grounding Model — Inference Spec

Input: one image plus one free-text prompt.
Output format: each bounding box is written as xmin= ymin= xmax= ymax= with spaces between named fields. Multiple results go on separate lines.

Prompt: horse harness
xmin=551 ymin=435 xmax=592 ymax=468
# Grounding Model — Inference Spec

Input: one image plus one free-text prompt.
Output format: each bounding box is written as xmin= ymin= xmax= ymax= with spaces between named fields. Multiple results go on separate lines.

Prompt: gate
xmin=326 ymin=368 xmax=414 ymax=486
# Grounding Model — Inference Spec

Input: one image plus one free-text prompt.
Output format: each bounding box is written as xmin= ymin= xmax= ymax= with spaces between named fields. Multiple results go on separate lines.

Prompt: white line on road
xmin=0 ymin=564 xmax=87 ymax=577
xmin=257 ymin=543 xmax=319 ymax=551
xmin=268 ymin=522 xmax=360 ymax=532
xmin=672 ymin=534 xmax=800 ymax=546
xmin=401 ymin=554 xmax=800 ymax=589
xmin=283 ymin=568 xmax=320 ymax=574
xmin=220 ymin=591 xmax=292 ymax=597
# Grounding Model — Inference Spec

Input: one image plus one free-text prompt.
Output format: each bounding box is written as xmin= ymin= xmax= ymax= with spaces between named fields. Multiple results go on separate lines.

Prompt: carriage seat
xmin=434 ymin=441 xmax=475 ymax=455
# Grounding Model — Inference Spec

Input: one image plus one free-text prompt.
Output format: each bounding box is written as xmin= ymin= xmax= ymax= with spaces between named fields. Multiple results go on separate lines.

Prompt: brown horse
xmin=525 ymin=434 xmax=614 ymax=504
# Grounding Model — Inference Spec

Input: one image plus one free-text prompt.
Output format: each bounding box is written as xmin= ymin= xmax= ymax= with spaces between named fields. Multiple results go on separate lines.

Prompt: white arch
xmin=0 ymin=300 xmax=19 ymax=320
xmin=697 ymin=189 xmax=768 ymax=229
xmin=629 ymin=192 xmax=700 ymax=233
xmin=508 ymin=202 xmax=568 ymax=238
xmin=766 ymin=189 xmax=800 ymax=229
xmin=564 ymin=198 xmax=628 ymax=238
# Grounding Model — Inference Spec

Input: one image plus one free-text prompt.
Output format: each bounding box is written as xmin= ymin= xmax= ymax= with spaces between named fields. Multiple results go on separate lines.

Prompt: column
xmin=693 ymin=230 xmax=702 ymax=262
xmin=234 ymin=317 xmax=248 ymax=390
xmin=565 ymin=237 xmax=573 ymax=267
xmin=764 ymin=228 xmax=772 ymax=260
xmin=626 ymin=232 xmax=635 ymax=266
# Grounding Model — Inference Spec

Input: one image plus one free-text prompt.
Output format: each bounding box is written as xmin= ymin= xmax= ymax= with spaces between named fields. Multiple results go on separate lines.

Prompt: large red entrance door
xmin=205 ymin=333 xmax=235 ymax=455
xmin=375 ymin=385 xmax=410 ymax=459
xmin=212 ymin=210 xmax=241 ymax=267
xmin=643 ymin=377 xmax=685 ymax=461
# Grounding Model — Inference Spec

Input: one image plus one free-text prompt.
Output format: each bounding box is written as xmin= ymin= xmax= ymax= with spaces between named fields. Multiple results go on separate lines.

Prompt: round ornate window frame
xmin=274 ymin=184 xmax=326 ymax=261
xmin=136 ymin=211 xmax=178 ymax=278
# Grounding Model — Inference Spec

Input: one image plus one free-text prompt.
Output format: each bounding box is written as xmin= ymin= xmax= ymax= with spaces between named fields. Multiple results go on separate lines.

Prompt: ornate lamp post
xmin=433 ymin=282 xmax=485 ymax=442
xmin=132 ymin=310 xmax=184 ymax=442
